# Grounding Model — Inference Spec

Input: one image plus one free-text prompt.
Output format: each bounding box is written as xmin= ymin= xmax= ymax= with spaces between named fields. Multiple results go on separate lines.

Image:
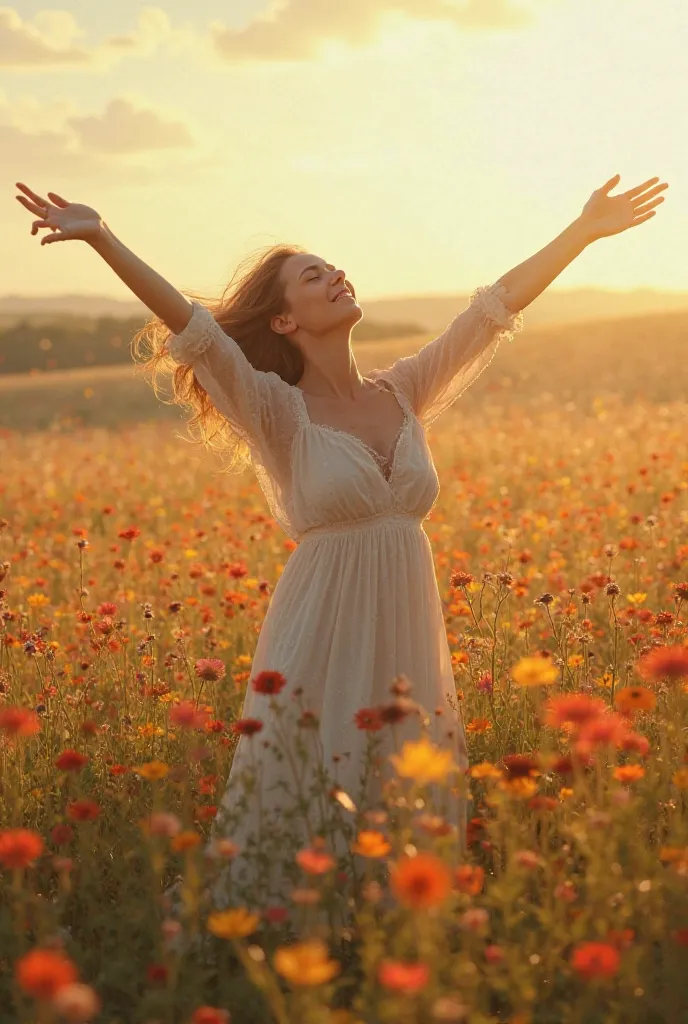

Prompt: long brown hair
xmin=132 ymin=243 xmax=307 ymax=472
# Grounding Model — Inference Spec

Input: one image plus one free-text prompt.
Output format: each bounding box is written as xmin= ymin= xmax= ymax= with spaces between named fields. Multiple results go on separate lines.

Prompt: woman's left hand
xmin=579 ymin=174 xmax=669 ymax=241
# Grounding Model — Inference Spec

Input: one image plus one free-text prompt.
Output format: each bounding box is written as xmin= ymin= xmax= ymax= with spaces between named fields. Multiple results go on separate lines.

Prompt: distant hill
xmin=2 ymin=286 xmax=688 ymax=332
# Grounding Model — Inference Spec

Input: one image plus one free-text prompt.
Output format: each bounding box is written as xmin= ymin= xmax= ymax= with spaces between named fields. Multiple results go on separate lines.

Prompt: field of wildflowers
xmin=0 ymin=388 xmax=687 ymax=1023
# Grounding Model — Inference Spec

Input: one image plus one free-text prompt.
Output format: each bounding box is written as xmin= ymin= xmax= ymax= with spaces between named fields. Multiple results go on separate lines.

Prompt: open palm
xmin=580 ymin=174 xmax=668 ymax=240
xmin=15 ymin=181 xmax=102 ymax=245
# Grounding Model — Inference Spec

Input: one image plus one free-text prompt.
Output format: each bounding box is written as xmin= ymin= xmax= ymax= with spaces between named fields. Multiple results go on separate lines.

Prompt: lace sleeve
xmin=166 ymin=300 xmax=299 ymax=459
xmin=372 ymin=282 xmax=524 ymax=428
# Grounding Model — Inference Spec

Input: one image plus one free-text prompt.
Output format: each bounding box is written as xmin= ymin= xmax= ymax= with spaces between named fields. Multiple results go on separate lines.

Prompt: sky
xmin=3 ymin=0 xmax=687 ymax=302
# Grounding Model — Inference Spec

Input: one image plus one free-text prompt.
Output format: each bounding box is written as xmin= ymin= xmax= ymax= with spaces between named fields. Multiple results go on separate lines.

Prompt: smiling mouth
xmin=333 ymin=290 xmax=353 ymax=302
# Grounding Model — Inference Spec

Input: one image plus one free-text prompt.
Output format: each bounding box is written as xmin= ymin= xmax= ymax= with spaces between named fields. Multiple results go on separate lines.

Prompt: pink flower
xmin=194 ymin=659 xmax=226 ymax=683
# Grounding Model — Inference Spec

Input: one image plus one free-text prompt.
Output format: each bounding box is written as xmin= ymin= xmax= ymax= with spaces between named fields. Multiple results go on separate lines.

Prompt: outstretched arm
xmin=496 ymin=174 xmax=669 ymax=312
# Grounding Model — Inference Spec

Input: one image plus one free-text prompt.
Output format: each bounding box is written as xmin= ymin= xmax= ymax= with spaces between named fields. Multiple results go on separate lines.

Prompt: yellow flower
xmin=351 ymin=830 xmax=390 ymax=858
xmin=207 ymin=908 xmax=260 ymax=939
xmin=134 ymin=760 xmax=169 ymax=781
xmin=512 ymin=656 xmax=558 ymax=687
xmin=626 ymin=593 xmax=647 ymax=606
xmin=567 ymin=654 xmax=584 ymax=668
xmin=499 ymin=777 xmax=538 ymax=799
xmin=672 ymin=767 xmax=688 ymax=789
xmin=469 ymin=761 xmax=502 ymax=780
xmin=389 ymin=736 xmax=459 ymax=786
xmin=27 ymin=593 xmax=51 ymax=607
xmin=274 ymin=939 xmax=340 ymax=987
xmin=559 ymin=787 xmax=574 ymax=800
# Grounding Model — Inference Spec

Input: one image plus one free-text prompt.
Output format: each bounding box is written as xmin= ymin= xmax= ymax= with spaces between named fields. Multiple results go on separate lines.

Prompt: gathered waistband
xmin=296 ymin=512 xmax=424 ymax=542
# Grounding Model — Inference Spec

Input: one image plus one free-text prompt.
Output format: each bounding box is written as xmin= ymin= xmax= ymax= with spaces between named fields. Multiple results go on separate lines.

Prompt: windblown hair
xmin=132 ymin=243 xmax=308 ymax=473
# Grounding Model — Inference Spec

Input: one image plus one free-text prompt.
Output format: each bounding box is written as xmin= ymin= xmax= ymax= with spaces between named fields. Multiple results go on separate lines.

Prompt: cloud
xmin=67 ymin=98 xmax=195 ymax=155
xmin=211 ymin=0 xmax=531 ymax=63
xmin=0 ymin=6 xmax=178 ymax=69
xmin=1 ymin=92 xmax=211 ymax=186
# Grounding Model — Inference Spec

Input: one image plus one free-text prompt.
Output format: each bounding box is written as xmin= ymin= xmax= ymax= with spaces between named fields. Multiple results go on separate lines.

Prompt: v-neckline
xmin=294 ymin=379 xmax=410 ymax=484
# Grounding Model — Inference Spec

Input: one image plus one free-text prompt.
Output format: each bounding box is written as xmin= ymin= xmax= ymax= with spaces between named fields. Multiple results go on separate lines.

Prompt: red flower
xmin=0 ymin=706 xmax=40 ymax=737
xmin=169 ymin=701 xmax=209 ymax=730
xmin=15 ymin=949 xmax=78 ymax=999
xmin=378 ymin=959 xmax=430 ymax=994
xmin=251 ymin=670 xmax=287 ymax=695
xmin=543 ymin=694 xmax=607 ymax=729
xmin=146 ymin=963 xmax=169 ymax=984
xmin=117 ymin=526 xmax=141 ymax=541
xmin=50 ymin=825 xmax=74 ymax=846
xmin=354 ymin=707 xmax=384 ymax=731
xmin=194 ymin=658 xmax=226 ymax=682
xmin=264 ymin=906 xmax=289 ymax=925
xmin=232 ymin=717 xmax=264 ymax=737
xmin=0 ymin=829 xmax=44 ymax=869
xmin=191 ymin=1008 xmax=231 ymax=1024
xmin=54 ymin=749 xmax=89 ymax=773
xmin=570 ymin=941 xmax=620 ymax=979
xmin=66 ymin=800 xmax=101 ymax=822
xmin=637 ymin=645 xmax=688 ymax=683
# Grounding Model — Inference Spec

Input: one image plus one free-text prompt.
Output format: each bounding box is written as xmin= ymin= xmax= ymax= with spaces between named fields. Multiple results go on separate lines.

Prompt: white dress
xmin=166 ymin=284 xmax=524 ymax=909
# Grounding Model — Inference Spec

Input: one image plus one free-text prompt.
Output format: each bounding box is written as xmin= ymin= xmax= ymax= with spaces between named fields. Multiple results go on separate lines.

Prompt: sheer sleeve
xmin=165 ymin=300 xmax=300 ymax=460
xmin=371 ymin=281 xmax=524 ymax=428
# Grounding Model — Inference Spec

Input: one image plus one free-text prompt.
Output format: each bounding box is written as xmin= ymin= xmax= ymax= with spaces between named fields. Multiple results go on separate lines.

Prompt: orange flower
xmin=574 ymin=712 xmax=631 ymax=754
xmin=0 ymin=829 xmax=44 ymax=869
xmin=351 ymin=831 xmax=390 ymax=858
xmin=613 ymin=764 xmax=645 ymax=783
xmin=614 ymin=687 xmax=656 ymax=713
xmin=171 ymin=831 xmax=202 ymax=852
xmin=466 ymin=718 xmax=492 ymax=733
xmin=0 ymin=706 xmax=40 ymax=737
xmin=296 ymin=845 xmax=336 ymax=875
xmin=542 ymin=694 xmax=607 ymax=729
xmin=378 ymin=959 xmax=430 ymax=993
xmin=389 ymin=852 xmax=452 ymax=909
xmin=15 ymin=948 xmax=78 ymax=1000
xmin=570 ymin=941 xmax=620 ymax=980
xmin=191 ymin=1009 xmax=231 ymax=1024
xmin=454 ymin=864 xmax=485 ymax=896
xmin=637 ymin=645 xmax=688 ymax=684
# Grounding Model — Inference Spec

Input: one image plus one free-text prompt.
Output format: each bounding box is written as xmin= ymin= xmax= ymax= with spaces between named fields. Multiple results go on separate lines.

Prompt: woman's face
xmin=272 ymin=253 xmax=363 ymax=340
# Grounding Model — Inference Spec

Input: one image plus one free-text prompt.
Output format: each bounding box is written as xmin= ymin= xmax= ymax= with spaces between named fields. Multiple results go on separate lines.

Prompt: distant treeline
xmin=0 ymin=314 xmax=424 ymax=376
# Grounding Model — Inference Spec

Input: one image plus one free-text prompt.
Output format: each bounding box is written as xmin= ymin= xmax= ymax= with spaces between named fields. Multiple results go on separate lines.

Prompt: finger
xmin=630 ymin=211 xmax=656 ymax=227
xmin=600 ymin=173 xmax=621 ymax=194
xmin=623 ymin=176 xmax=660 ymax=200
xmin=632 ymin=182 xmax=669 ymax=206
xmin=15 ymin=181 xmax=50 ymax=209
xmin=633 ymin=196 xmax=664 ymax=216
xmin=16 ymin=195 xmax=51 ymax=217
xmin=31 ymin=219 xmax=50 ymax=235
xmin=40 ymin=233 xmax=67 ymax=245
xmin=47 ymin=191 xmax=69 ymax=208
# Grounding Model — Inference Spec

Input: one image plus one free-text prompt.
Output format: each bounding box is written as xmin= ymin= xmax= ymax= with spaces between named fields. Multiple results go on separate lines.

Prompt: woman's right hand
xmin=15 ymin=182 xmax=103 ymax=246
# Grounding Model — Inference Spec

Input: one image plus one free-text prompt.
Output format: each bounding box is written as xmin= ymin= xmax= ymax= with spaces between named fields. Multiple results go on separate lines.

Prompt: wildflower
xmin=194 ymin=658 xmax=226 ymax=682
xmin=575 ymin=712 xmax=631 ymax=754
xmin=389 ymin=852 xmax=452 ymax=909
xmin=264 ymin=906 xmax=289 ymax=925
xmin=0 ymin=706 xmax=40 ymax=737
xmin=500 ymin=753 xmax=541 ymax=779
xmin=207 ymin=908 xmax=260 ymax=939
xmin=614 ymin=687 xmax=656 ymax=713
xmin=466 ymin=718 xmax=492 ymax=733
xmin=66 ymin=800 xmax=100 ymax=822
xmin=637 ymin=645 xmax=688 ymax=683
xmin=15 ymin=948 xmax=78 ymax=1000
xmin=476 ymin=672 xmax=493 ymax=694
xmin=542 ymin=694 xmax=607 ymax=729
xmin=378 ymin=697 xmax=418 ymax=724
xmin=459 ymin=907 xmax=489 ymax=932
xmin=454 ymin=864 xmax=485 ymax=895
xmin=613 ymin=765 xmax=645 ymax=783
xmin=296 ymin=845 xmax=336 ymax=875
xmin=619 ymin=732 xmax=650 ymax=756
xmin=0 ymin=829 xmax=44 ymax=869
xmin=51 ymin=825 xmax=74 ymax=846
xmin=469 ymin=761 xmax=501 ymax=780
xmin=143 ymin=812 xmax=181 ymax=838
xmin=231 ymin=717 xmax=263 ymax=737
xmin=52 ymin=982 xmax=101 ymax=1022
xmin=570 ymin=941 xmax=620 ymax=980
xmin=118 ymin=526 xmax=141 ymax=541
xmin=390 ymin=736 xmax=459 ymax=786
xmin=170 ymin=831 xmax=202 ymax=852
xmin=134 ymin=760 xmax=170 ymax=781
xmin=169 ymin=701 xmax=208 ymax=730
xmin=191 ymin=1010 xmax=231 ymax=1024
xmin=673 ymin=768 xmax=688 ymax=789
xmin=512 ymin=655 xmax=558 ymax=687
xmin=252 ymin=670 xmax=287 ymax=695
xmin=354 ymin=707 xmax=385 ymax=731
xmin=146 ymin=963 xmax=169 ymax=984
xmin=378 ymin=959 xmax=430 ymax=993
xmin=449 ymin=570 xmax=475 ymax=589
xmin=54 ymin=750 xmax=89 ymax=773
xmin=514 ymin=850 xmax=543 ymax=870
xmin=351 ymin=831 xmax=390 ymax=858
xmin=274 ymin=939 xmax=340 ymax=986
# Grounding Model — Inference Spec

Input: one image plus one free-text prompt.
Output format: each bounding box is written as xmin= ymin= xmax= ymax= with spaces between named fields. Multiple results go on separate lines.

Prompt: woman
xmin=15 ymin=174 xmax=668 ymax=912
